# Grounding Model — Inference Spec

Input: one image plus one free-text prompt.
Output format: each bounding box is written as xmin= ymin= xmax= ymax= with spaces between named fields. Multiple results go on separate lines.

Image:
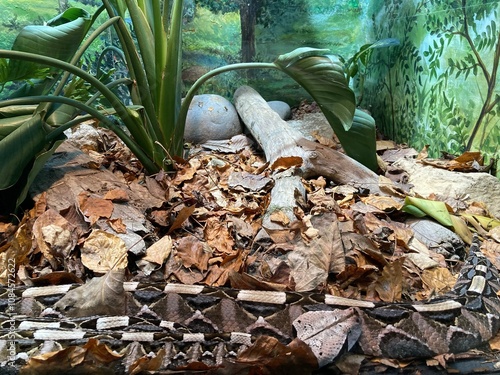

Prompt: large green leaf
xmin=1 ymin=8 xmax=92 ymax=85
xmin=274 ymin=48 xmax=377 ymax=170
xmin=0 ymin=113 xmax=48 ymax=189
xmin=275 ymin=48 xmax=355 ymax=132
xmin=15 ymin=137 xmax=65 ymax=209
xmin=349 ymin=109 xmax=378 ymax=171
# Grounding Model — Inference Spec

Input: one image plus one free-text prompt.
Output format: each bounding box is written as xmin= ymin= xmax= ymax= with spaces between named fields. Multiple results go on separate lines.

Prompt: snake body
xmin=1 ymin=235 xmax=499 ymax=371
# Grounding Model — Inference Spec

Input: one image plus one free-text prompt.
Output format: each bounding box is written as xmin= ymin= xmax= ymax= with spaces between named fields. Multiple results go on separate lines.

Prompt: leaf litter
xmin=0 ymin=121 xmax=499 ymax=374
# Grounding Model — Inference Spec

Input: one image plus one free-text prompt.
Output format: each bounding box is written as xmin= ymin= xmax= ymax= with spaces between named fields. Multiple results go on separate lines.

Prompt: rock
xmin=64 ymin=121 xmax=102 ymax=152
xmin=407 ymin=218 xmax=465 ymax=259
xmin=184 ymin=94 xmax=242 ymax=144
xmin=267 ymin=100 xmax=291 ymax=120
xmin=394 ymin=158 xmax=500 ymax=218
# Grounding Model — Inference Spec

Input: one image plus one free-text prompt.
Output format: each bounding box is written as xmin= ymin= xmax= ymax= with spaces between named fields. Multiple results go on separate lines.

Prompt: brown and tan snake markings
xmin=1 ymin=234 xmax=499 ymax=371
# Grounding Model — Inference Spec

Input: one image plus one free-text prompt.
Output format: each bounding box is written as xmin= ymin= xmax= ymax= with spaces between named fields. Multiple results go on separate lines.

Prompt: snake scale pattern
xmin=1 ymin=235 xmax=500 ymax=371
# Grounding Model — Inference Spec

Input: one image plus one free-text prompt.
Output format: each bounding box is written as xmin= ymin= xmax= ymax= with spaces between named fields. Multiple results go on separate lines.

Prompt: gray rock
xmin=394 ymin=158 xmax=500 ymax=219
xmin=267 ymin=100 xmax=292 ymax=120
xmin=184 ymin=94 xmax=242 ymax=144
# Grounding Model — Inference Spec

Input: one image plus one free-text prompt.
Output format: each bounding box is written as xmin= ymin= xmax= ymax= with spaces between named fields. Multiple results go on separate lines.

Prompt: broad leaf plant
xmin=0 ymin=0 xmax=377 ymax=214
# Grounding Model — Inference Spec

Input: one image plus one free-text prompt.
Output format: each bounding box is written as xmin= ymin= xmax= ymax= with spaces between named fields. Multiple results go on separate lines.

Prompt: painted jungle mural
xmin=1 ymin=0 xmax=498 ymax=174
xmin=365 ymin=0 xmax=499 ymax=173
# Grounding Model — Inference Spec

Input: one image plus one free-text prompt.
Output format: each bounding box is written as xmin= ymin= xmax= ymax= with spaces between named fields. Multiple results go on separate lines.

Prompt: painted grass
xmin=0 ymin=0 xmax=61 ymax=48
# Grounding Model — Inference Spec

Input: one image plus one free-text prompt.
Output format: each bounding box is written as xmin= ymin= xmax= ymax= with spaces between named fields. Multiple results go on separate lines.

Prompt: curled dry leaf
xmin=175 ymin=235 xmax=210 ymax=272
xmin=204 ymin=217 xmax=235 ymax=255
xmin=22 ymin=338 xmax=122 ymax=374
xmin=373 ymin=257 xmax=404 ymax=302
xmin=107 ymin=218 xmax=127 ymax=234
xmin=128 ymin=348 xmax=166 ymax=375
xmin=421 ymin=267 xmax=457 ymax=294
xmin=81 ymin=230 xmax=128 ymax=273
xmin=236 ymin=336 xmax=318 ymax=374
xmin=78 ymin=192 xmax=114 ymax=225
xmin=142 ymin=235 xmax=172 ymax=265
xmin=32 ymin=209 xmax=78 ymax=268
xmin=103 ymin=188 xmax=129 ymax=202
xmin=54 ymin=269 xmax=126 ymax=317
xmin=167 ymin=204 xmax=196 ymax=234
xmin=270 ymin=156 xmax=303 ymax=171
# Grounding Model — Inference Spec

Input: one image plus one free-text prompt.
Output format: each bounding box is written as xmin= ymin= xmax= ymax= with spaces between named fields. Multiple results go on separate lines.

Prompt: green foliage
xmin=366 ymin=0 xmax=499 ymax=171
xmin=0 ymin=1 xmax=379 ymax=214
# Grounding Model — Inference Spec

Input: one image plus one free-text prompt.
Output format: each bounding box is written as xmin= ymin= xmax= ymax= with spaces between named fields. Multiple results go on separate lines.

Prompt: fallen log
xmin=233 ymin=85 xmax=381 ymax=229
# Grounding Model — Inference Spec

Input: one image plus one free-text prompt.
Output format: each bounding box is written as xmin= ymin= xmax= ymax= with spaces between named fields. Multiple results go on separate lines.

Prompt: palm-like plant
xmin=0 ymin=0 xmax=376 ymax=214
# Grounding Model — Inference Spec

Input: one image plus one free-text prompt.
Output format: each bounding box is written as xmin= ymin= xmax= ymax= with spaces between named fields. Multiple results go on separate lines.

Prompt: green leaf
xmin=347 ymin=109 xmax=378 ymax=171
xmin=274 ymin=49 xmax=355 ymax=132
xmin=402 ymin=197 xmax=454 ymax=227
xmin=274 ymin=48 xmax=377 ymax=169
xmin=0 ymin=113 xmax=48 ymax=189
xmin=3 ymin=8 xmax=92 ymax=84
xmin=0 ymin=114 xmax=34 ymax=140
xmin=15 ymin=137 xmax=65 ymax=209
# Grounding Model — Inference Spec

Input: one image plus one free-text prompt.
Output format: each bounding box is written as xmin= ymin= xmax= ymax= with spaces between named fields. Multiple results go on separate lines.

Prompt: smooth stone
xmin=184 ymin=94 xmax=242 ymax=144
xmin=267 ymin=100 xmax=292 ymax=120
xmin=394 ymin=158 xmax=500 ymax=218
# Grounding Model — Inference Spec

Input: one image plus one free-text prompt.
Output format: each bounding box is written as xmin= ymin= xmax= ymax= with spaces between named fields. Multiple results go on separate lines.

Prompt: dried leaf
xmin=29 ymin=271 xmax=83 ymax=286
xmin=167 ymin=204 xmax=196 ymax=234
xmin=81 ymin=230 xmax=128 ymax=273
xmin=270 ymin=156 xmax=303 ymax=171
xmin=32 ymin=209 xmax=78 ymax=268
xmin=175 ymin=235 xmax=210 ymax=272
xmin=204 ymin=217 xmax=235 ymax=255
xmin=107 ymin=218 xmax=127 ymax=234
xmin=54 ymin=269 xmax=126 ymax=317
xmin=143 ymin=235 xmax=172 ymax=265
xmin=421 ymin=267 xmax=456 ymax=294
xmin=128 ymin=348 xmax=165 ymax=375
xmin=361 ymin=195 xmax=403 ymax=211
xmin=22 ymin=338 xmax=122 ymax=375
xmin=373 ymin=258 xmax=404 ymax=302
xmin=269 ymin=210 xmax=291 ymax=226
xmin=293 ymin=309 xmax=361 ymax=367
xmin=236 ymin=336 xmax=318 ymax=374
xmin=103 ymin=188 xmax=129 ymax=202
xmin=78 ymin=192 xmax=114 ymax=225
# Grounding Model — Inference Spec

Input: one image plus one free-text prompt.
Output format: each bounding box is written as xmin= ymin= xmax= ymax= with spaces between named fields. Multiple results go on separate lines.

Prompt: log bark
xmin=233 ymin=85 xmax=380 ymax=229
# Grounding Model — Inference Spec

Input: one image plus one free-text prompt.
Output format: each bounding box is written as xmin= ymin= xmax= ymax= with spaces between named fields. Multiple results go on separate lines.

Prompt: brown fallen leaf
xmin=32 ymin=209 xmax=78 ymax=269
xmin=54 ymin=269 xmax=126 ymax=317
xmin=372 ymin=257 xmax=404 ymax=302
xmin=78 ymin=192 xmax=114 ymax=225
xmin=103 ymin=188 xmax=129 ymax=202
xmin=236 ymin=336 xmax=318 ymax=375
xmin=128 ymin=348 xmax=166 ymax=375
xmin=270 ymin=156 xmax=303 ymax=171
xmin=29 ymin=271 xmax=83 ymax=286
xmin=167 ymin=204 xmax=196 ymax=234
xmin=175 ymin=235 xmax=210 ymax=272
xmin=142 ymin=235 xmax=172 ymax=265
xmin=204 ymin=217 xmax=235 ymax=255
xmin=420 ymin=267 xmax=456 ymax=294
xmin=20 ymin=338 xmax=122 ymax=375
xmin=81 ymin=230 xmax=128 ymax=273
xmin=107 ymin=218 xmax=127 ymax=234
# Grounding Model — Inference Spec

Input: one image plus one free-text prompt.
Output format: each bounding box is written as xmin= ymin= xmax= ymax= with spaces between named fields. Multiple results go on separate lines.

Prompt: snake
xmin=1 ymin=234 xmax=499 ymax=372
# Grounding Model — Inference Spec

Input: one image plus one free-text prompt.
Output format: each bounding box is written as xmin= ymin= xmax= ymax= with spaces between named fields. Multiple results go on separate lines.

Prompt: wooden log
xmin=233 ymin=85 xmax=380 ymax=192
xmin=234 ymin=86 xmax=381 ymax=229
